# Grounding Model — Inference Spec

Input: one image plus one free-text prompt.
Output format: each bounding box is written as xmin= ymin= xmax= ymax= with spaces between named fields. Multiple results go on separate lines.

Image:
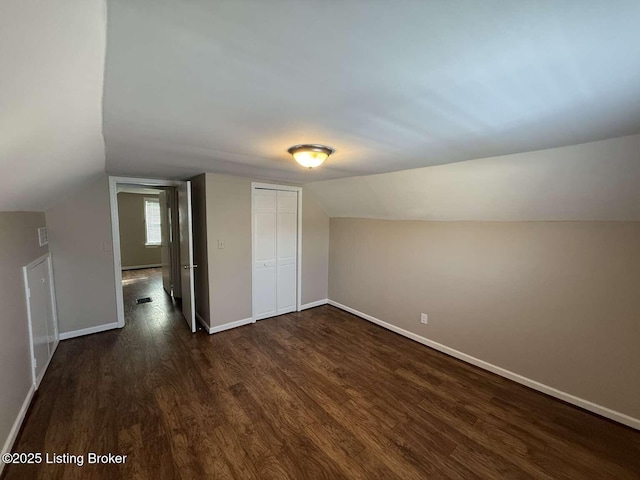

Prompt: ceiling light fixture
xmin=287 ymin=144 xmax=334 ymax=169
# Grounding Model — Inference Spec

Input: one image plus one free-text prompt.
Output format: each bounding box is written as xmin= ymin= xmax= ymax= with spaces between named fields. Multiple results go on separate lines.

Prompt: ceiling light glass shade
xmin=288 ymin=144 xmax=334 ymax=168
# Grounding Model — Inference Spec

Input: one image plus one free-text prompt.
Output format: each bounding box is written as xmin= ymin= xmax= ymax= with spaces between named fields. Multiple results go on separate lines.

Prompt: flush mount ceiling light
xmin=287 ymin=144 xmax=335 ymax=169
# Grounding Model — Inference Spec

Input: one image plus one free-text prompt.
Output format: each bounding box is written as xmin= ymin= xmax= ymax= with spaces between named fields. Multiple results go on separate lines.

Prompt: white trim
xmin=59 ymin=322 xmax=120 ymax=340
xmin=252 ymin=182 xmax=302 ymax=192
xmin=327 ymin=300 xmax=640 ymax=431
xmin=300 ymin=299 xmax=328 ymax=310
xmin=109 ymin=177 xmax=125 ymax=328
xmin=196 ymin=312 xmax=213 ymax=334
xmin=109 ymin=176 xmax=184 ymax=328
xmin=23 ymin=262 xmax=37 ymax=386
xmin=0 ymin=383 xmax=35 ymax=473
xmin=46 ymin=256 xmax=59 ymax=353
xmin=210 ymin=317 xmax=255 ymax=334
xmin=23 ymin=253 xmax=50 ymax=271
xmin=121 ymin=264 xmax=162 ymax=271
xmin=110 ymin=176 xmax=184 ymax=187
xmin=182 ymin=180 xmax=197 ymax=333
xmin=251 ymin=182 xmax=303 ymax=322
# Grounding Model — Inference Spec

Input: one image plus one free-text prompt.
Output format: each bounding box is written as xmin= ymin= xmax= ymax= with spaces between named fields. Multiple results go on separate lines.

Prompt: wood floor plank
xmin=4 ymin=268 xmax=639 ymax=479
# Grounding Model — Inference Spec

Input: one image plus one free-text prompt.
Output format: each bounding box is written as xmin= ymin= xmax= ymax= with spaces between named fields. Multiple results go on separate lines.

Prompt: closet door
xmin=253 ymin=189 xmax=277 ymax=320
xmin=252 ymin=188 xmax=298 ymax=320
xmin=276 ymin=191 xmax=297 ymax=315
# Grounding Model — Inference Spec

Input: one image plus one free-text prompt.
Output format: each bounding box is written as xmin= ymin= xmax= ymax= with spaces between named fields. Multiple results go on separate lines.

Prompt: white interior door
xmin=252 ymin=188 xmax=298 ymax=320
xmin=178 ymin=181 xmax=196 ymax=333
xmin=169 ymin=188 xmax=182 ymax=296
xmin=25 ymin=256 xmax=58 ymax=386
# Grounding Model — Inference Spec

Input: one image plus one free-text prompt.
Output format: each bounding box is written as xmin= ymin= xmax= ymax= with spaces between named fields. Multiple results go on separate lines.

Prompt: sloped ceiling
xmin=0 ymin=0 xmax=106 ymax=211
xmin=104 ymin=0 xmax=640 ymax=183
xmin=306 ymin=134 xmax=640 ymax=221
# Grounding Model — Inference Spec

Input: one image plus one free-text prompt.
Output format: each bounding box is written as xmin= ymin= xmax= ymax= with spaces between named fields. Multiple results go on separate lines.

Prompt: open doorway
xmin=108 ymin=177 xmax=197 ymax=333
xmin=116 ymin=185 xmax=177 ymax=324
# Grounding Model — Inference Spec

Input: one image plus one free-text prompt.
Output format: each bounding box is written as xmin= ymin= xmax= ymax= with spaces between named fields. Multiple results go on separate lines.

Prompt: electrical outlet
xmin=420 ymin=313 xmax=428 ymax=324
xmin=217 ymin=239 xmax=225 ymax=249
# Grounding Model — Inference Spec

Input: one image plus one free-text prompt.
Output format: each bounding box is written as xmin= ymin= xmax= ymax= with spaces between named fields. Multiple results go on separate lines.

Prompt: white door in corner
xmin=25 ymin=255 xmax=58 ymax=387
xmin=253 ymin=188 xmax=298 ymax=320
xmin=178 ymin=181 xmax=196 ymax=333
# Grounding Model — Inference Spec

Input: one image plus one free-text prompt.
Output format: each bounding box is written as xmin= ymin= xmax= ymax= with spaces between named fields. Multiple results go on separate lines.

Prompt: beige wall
xmin=117 ymin=192 xmax=161 ymax=268
xmin=46 ymin=175 xmax=118 ymax=334
xmin=302 ymin=190 xmax=330 ymax=304
xmin=0 ymin=212 xmax=48 ymax=456
xmin=329 ymin=218 xmax=640 ymax=421
xmin=204 ymin=173 xmax=329 ymax=327
xmin=191 ymin=174 xmax=210 ymax=325
xmin=205 ymin=173 xmax=251 ymax=326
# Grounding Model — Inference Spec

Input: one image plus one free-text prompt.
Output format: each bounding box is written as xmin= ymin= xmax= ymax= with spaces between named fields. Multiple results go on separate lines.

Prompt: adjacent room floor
xmin=5 ymin=271 xmax=639 ymax=479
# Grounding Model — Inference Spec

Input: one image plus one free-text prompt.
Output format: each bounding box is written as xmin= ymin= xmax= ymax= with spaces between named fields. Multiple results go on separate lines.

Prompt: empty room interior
xmin=1 ymin=1 xmax=640 ymax=478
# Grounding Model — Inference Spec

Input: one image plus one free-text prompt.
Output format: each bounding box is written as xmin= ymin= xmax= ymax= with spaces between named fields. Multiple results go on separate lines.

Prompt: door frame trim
xmin=251 ymin=182 xmax=303 ymax=320
xmin=108 ymin=176 xmax=184 ymax=328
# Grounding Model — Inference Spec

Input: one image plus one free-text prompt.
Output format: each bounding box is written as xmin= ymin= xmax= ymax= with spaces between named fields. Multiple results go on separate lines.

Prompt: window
xmin=144 ymin=197 xmax=162 ymax=246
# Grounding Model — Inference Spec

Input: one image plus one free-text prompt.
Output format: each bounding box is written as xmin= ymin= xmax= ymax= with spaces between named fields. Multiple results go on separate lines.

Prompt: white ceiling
xmin=103 ymin=0 xmax=640 ymax=182
xmin=306 ymin=134 xmax=640 ymax=221
xmin=0 ymin=0 xmax=106 ymax=211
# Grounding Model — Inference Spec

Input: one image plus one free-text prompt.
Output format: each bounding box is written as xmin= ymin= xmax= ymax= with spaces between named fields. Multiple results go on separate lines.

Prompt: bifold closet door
xmin=253 ymin=189 xmax=297 ymax=320
xmin=275 ymin=190 xmax=297 ymax=315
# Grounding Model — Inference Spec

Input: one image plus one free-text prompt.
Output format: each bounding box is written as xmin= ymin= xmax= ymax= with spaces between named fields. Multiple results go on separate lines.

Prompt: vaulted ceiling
xmin=0 ymin=0 xmax=106 ymax=211
xmin=306 ymin=134 xmax=640 ymax=221
xmin=103 ymin=0 xmax=640 ymax=182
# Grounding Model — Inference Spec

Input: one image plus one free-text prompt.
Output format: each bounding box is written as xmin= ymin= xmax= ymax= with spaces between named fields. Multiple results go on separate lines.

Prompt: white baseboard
xmin=210 ymin=317 xmax=255 ymax=334
xmin=59 ymin=322 xmax=120 ymax=340
xmin=1 ymin=383 xmax=36 ymax=474
xmin=299 ymin=299 xmax=328 ymax=311
xmin=327 ymin=299 xmax=640 ymax=431
xmin=121 ymin=264 xmax=161 ymax=271
xmin=196 ymin=312 xmax=212 ymax=334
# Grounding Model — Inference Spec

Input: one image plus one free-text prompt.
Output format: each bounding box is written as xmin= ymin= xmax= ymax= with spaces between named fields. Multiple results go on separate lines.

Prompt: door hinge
xmin=27 ymin=287 xmax=31 ymax=299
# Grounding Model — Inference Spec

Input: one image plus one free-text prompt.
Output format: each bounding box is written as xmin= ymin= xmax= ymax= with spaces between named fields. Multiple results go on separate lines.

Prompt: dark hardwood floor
xmin=5 ymin=268 xmax=639 ymax=479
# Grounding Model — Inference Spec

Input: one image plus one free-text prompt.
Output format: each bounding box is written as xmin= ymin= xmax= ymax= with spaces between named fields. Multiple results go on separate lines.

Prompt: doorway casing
xmin=108 ymin=176 xmax=184 ymax=328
